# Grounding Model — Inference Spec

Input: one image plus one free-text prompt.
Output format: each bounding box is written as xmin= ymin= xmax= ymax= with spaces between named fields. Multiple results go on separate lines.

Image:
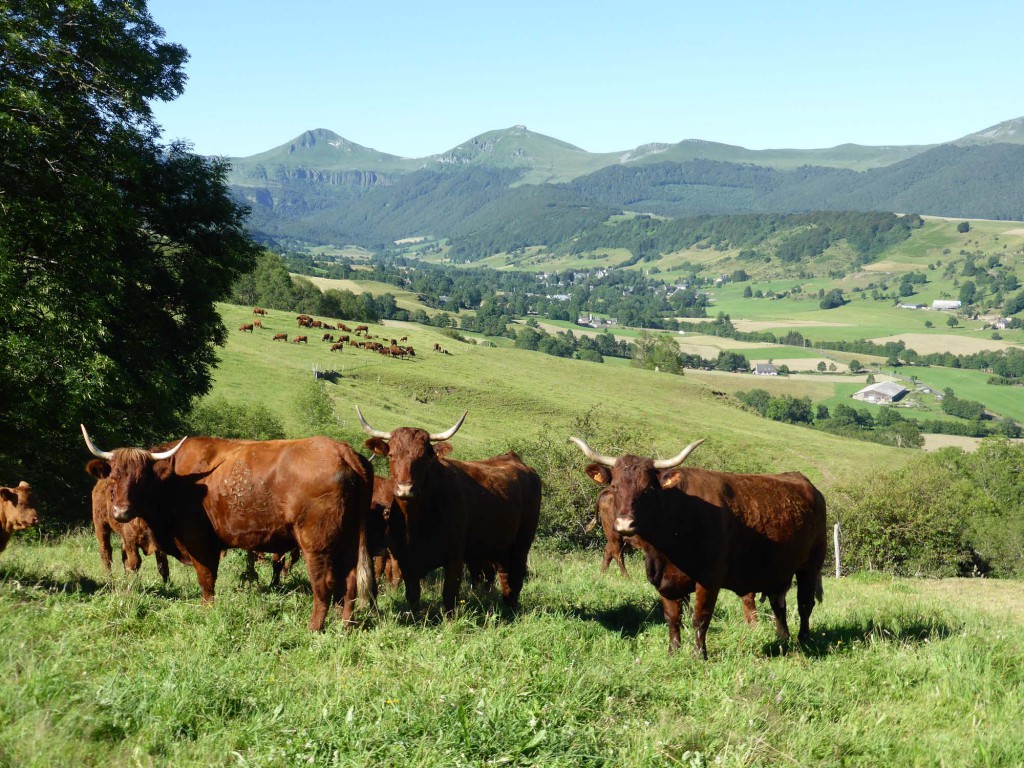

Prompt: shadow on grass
xmin=0 ymin=564 xmax=105 ymax=596
xmin=793 ymin=615 xmax=960 ymax=658
xmin=571 ymin=601 xmax=663 ymax=639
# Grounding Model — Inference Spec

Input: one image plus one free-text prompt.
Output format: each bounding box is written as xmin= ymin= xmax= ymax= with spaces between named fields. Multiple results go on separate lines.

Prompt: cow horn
xmin=80 ymin=425 xmax=114 ymax=460
xmin=429 ymin=411 xmax=467 ymax=442
xmin=652 ymin=439 xmax=705 ymax=469
xmin=356 ymin=406 xmax=391 ymax=439
xmin=569 ymin=436 xmax=617 ymax=467
xmin=149 ymin=436 xmax=187 ymax=461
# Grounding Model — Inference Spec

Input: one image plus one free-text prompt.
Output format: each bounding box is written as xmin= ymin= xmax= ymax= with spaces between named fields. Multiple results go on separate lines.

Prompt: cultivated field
xmin=2 ymin=536 xmax=1023 ymax=767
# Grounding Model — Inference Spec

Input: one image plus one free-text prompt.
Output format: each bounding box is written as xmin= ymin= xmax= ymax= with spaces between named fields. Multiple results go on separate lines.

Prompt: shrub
xmin=184 ymin=398 xmax=286 ymax=440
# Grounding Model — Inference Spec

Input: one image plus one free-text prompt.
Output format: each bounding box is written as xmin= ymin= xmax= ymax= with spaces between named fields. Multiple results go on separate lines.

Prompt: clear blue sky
xmin=147 ymin=0 xmax=1024 ymax=159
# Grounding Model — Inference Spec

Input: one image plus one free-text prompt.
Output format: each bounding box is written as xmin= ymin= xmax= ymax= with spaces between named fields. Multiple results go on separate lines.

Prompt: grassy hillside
xmin=213 ymin=304 xmax=909 ymax=488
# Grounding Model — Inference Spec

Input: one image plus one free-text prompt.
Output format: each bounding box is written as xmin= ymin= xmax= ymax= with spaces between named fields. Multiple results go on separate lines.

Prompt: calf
xmin=86 ymin=460 xmax=169 ymax=582
xmin=573 ymin=436 xmax=825 ymax=658
xmin=0 ymin=481 xmax=40 ymax=555
xmin=243 ymin=548 xmax=302 ymax=587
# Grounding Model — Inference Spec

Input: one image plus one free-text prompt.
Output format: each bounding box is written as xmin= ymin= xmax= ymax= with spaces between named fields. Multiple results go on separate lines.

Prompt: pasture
xmin=2 ymin=536 xmax=1022 ymax=767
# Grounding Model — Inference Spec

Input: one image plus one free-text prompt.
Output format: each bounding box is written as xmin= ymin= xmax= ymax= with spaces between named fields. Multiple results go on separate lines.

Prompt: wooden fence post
xmin=833 ymin=522 xmax=841 ymax=578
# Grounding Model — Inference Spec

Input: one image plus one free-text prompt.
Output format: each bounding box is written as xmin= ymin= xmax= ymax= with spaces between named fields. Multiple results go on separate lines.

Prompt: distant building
xmin=753 ymin=363 xmax=779 ymax=376
xmin=852 ymin=381 xmax=908 ymax=404
xmin=931 ymin=300 xmax=962 ymax=311
xmin=898 ymin=303 xmax=926 ymax=310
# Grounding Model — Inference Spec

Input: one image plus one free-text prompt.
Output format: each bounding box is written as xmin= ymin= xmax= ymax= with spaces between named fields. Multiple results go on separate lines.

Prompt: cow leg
xmin=385 ymin=555 xmax=402 ymax=587
xmin=795 ymin=569 xmax=820 ymax=644
xmin=191 ymin=549 xmax=220 ymax=605
xmin=441 ymin=558 xmax=465 ymax=614
xmin=155 ymin=552 xmax=170 ymax=584
xmin=304 ymin=550 xmax=334 ymax=631
xmin=403 ymin=570 xmax=422 ymax=611
xmin=94 ymin=520 xmax=112 ymax=573
xmin=740 ymin=592 xmax=758 ymax=626
xmin=692 ymin=583 xmax=720 ymax=660
xmin=614 ymin=543 xmax=629 ymax=577
xmin=123 ymin=543 xmax=142 ymax=574
xmin=661 ymin=595 xmax=684 ymax=654
xmin=767 ymin=591 xmax=791 ymax=642
xmin=270 ymin=554 xmax=285 ymax=587
xmin=241 ymin=551 xmax=260 ymax=583
xmin=600 ymin=543 xmax=613 ymax=574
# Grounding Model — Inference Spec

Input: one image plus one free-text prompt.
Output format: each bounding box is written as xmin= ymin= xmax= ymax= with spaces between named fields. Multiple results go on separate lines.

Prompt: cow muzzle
xmin=393 ymin=483 xmax=415 ymax=500
xmin=112 ymin=505 xmax=135 ymax=523
xmin=614 ymin=517 xmax=636 ymax=535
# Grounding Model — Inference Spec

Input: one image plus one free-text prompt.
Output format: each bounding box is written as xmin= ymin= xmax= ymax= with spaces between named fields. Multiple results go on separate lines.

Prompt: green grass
xmin=2 ymin=535 xmax=1022 ymax=767
xmin=213 ymin=303 xmax=910 ymax=487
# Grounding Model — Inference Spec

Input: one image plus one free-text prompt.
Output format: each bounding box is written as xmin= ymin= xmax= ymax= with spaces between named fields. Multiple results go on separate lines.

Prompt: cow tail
xmin=583 ymin=515 xmax=598 ymax=534
xmin=815 ymin=572 xmax=824 ymax=604
xmin=356 ymin=513 xmax=375 ymax=610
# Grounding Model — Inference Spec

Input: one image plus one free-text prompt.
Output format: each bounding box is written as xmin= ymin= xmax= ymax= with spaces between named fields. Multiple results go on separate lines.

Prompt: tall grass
xmin=1 ymin=535 xmax=1022 ymax=767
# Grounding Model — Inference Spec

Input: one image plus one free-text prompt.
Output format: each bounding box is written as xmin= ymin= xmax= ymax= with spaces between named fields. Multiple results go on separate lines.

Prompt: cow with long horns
xmin=572 ymin=436 xmax=825 ymax=658
xmin=81 ymin=426 xmax=375 ymax=631
xmin=358 ymin=407 xmax=541 ymax=614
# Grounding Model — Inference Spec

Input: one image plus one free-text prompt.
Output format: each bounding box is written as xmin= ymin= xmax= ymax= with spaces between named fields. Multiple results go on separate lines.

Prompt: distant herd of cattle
xmin=241 ymin=309 xmax=437 ymax=358
xmin=0 ymin=309 xmax=827 ymax=658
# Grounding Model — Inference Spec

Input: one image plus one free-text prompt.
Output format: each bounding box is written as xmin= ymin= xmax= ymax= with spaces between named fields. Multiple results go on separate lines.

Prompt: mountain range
xmin=225 ymin=117 xmax=1024 ymax=252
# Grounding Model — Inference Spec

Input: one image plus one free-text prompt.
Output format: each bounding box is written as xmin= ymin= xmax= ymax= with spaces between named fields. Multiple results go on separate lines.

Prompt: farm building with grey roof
xmin=851 ymin=381 xmax=908 ymax=404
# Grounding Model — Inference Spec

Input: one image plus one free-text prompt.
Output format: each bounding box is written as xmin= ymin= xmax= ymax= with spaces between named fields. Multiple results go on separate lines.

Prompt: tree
xmin=1 ymin=1 xmax=258 ymax=511
xmin=957 ymin=222 xmax=971 ymax=233
xmin=947 ymin=315 xmax=960 ymax=328
xmin=848 ymin=359 xmax=862 ymax=373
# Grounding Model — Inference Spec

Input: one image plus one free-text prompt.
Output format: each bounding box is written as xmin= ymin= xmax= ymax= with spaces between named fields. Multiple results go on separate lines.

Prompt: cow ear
xmin=0 ymin=488 xmax=15 ymax=504
xmin=86 ymin=459 xmax=111 ymax=479
xmin=153 ymin=461 xmax=175 ymax=481
xmin=585 ymin=463 xmax=612 ymax=486
xmin=660 ymin=470 xmax=684 ymax=490
xmin=433 ymin=442 xmax=454 ymax=458
xmin=364 ymin=438 xmax=390 ymax=457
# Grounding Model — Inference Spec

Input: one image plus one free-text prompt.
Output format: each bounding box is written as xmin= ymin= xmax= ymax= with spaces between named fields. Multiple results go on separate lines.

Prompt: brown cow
xmin=253 ymin=308 xmax=268 ymax=316
xmin=355 ymin=325 xmax=369 ymax=335
xmin=292 ymin=335 xmax=307 ymax=344
xmin=272 ymin=333 xmax=288 ymax=341
xmin=358 ymin=408 xmax=540 ymax=613
xmin=86 ymin=459 xmax=170 ymax=582
xmin=572 ymin=436 xmax=825 ymax=658
xmin=329 ymin=342 xmax=345 ymax=352
xmin=322 ymin=333 xmax=334 ymax=342
xmin=338 ymin=323 xmax=351 ymax=333
xmin=253 ymin=319 xmax=263 ymax=329
xmin=238 ymin=323 xmax=254 ymax=333
xmin=588 ymin=487 xmax=635 ymax=577
xmin=0 ymin=481 xmax=40 ymax=555
xmin=81 ymin=426 xmax=375 ymax=631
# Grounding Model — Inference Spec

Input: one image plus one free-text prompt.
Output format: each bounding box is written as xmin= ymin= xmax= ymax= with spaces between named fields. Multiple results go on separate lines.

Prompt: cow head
xmin=0 ymin=481 xmax=40 ymax=531
xmin=570 ymin=436 xmax=704 ymax=536
xmin=357 ymin=407 xmax=465 ymax=501
xmin=80 ymin=425 xmax=186 ymax=523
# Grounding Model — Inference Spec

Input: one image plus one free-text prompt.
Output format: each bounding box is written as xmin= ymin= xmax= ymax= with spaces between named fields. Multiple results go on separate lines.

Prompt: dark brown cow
xmin=238 ymin=323 xmax=254 ymax=333
xmin=329 ymin=342 xmax=345 ymax=352
xmin=358 ymin=408 xmax=541 ymax=613
xmin=572 ymin=437 xmax=826 ymax=658
xmin=243 ymin=548 xmax=302 ymax=587
xmin=354 ymin=325 xmax=369 ymax=335
xmin=322 ymin=333 xmax=334 ymax=342
xmin=81 ymin=426 xmax=375 ymax=631
xmin=272 ymin=333 xmax=288 ymax=341
xmin=0 ymin=481 xmax=40 ymax=555
xmin=292 ymin=335 xmax=307 ymax=344
xmin=86 ymin=459 xmax=170 ymax=582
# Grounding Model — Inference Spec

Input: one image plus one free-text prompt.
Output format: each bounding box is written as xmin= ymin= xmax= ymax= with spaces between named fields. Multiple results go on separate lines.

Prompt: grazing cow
xmin=338 ymin=323 xmax=351 ymax=333
xmin=355 ymin=325 xmax=369 ymax=335
xmin=329 ymin=342 xmax=345 ymax=352
xmin=311 ymin=320 xmax=323 ymax=329
xmin=572 ymin=437 xmax=825 ymax=658
xmin=323 ymin=323 xmax=336 ymax=331
xmin=338 ymin=335 xmax=350 ymax=344
xmin=433 ymin=343 xmax=442 ymax=353
xmin=322 ymin=333 xmax=334 ymax=342
xmin=272 ymin=333 xmax=288 ymax=341
xmin=399 ymin=336 xmax=408 ymax=343
xmin=86 ymin=460 xmax=170 ymax=582
xmin=253 ymin=308 xmax=268 ymax=316
xmin=238 ymin=323 xmax=254 ymax=333
xmin=0 ymin=481 xmax=40 ymax=555
xmin=358 ymin=408 xmax=541 ymax=613
xmin=292 ymin=335 xmax=307 ymax=344
xmin=81 ymin=426 xmax=375 ymax=630
xmin=243 ymin=548 xmax=302 ymax=587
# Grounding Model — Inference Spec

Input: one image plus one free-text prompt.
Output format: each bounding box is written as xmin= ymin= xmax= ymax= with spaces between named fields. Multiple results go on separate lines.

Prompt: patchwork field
xmin=870 ymin=333 xmax=1016 ymax=355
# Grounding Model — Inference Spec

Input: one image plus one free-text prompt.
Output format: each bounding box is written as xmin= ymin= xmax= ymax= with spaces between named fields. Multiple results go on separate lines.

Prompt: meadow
xmin=2 ymin=535 xmax=1023 ymax=768
xmin=3 ymin=301 xmax=1024 ymax=766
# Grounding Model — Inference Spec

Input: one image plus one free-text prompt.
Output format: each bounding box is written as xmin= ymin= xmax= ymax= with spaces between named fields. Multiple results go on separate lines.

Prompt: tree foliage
xmin=0 ymin=1 xmax=258 ymax=513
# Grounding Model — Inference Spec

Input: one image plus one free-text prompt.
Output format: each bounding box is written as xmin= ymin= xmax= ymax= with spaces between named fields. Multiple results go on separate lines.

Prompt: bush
xmin=184 ymin=398 xmax=286 ymax=440
xmin=829 ymin=443 xmax=1024 ymax=576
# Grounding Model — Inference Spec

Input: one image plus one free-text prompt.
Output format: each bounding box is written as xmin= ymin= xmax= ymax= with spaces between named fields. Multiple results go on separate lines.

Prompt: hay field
xmin=870 ymin=333 xmax=1019 ymax=355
